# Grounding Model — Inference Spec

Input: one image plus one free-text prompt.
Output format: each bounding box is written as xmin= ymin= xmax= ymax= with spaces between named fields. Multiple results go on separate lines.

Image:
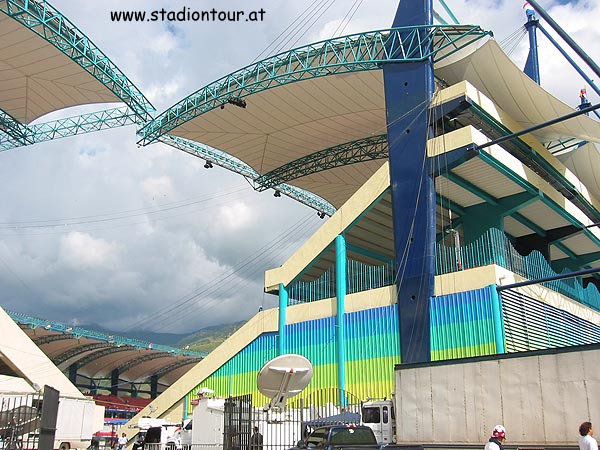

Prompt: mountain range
xmin=81 ymin=321 xmax=247 ymax=353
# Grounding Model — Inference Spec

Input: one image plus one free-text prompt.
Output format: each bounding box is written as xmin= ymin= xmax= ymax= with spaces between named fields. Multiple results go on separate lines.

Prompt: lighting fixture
xmin=227 ymin=96 xmax=247 ymax=108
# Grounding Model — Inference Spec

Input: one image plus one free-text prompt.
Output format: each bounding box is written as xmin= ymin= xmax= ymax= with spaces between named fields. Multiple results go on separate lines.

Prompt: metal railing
xmin=287 ymin=228 xmax=600 ymax=312
xmin=0 ymin=393 xmax=42 ymax=450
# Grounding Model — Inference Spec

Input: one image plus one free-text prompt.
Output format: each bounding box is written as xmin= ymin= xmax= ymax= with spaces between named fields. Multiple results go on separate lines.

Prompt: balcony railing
xmin=287 ymin=228 xmax=600 ymax=312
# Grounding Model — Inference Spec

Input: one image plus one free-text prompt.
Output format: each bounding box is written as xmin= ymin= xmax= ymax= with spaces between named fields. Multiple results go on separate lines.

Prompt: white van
xmin=142 ymin=425 xmax=182 ymax=450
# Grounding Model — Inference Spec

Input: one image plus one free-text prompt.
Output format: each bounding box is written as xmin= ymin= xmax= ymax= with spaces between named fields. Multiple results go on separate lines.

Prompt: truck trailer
xmin=0 ymin=386 xmax=104 ymax=450
xmin=363 ymin=343 xmax=600 ymax=449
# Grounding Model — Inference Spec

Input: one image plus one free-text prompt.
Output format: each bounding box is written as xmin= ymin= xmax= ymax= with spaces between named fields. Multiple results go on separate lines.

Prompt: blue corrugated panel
xmin=430 ymin=287 xmax=497 ymax=358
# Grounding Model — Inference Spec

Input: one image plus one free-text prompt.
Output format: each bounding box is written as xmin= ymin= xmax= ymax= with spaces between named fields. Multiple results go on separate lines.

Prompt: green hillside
xmin=177 ymin=320 xmax=246 ymax=353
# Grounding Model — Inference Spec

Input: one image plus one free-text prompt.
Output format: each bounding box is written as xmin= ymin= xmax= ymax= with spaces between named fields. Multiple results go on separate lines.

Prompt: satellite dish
xmin=257 ymin=354 xmax=313 ymax=410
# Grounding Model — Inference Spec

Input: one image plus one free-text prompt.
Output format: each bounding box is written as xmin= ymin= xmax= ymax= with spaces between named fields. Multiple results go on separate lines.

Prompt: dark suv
xmin=292 ymin=425 xmax=380 ymax=450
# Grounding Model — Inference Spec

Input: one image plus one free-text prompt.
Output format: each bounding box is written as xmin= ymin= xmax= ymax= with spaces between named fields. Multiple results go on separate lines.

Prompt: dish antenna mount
xmin=257 ymin=354 xmax=313 ymax=410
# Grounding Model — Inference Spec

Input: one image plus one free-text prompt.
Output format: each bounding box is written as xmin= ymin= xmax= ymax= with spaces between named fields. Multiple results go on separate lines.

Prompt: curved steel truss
xmin=116 ymin=352 xmax=173 ymax=373
xmin=7 ymin=309 xmax=204 ymax=357
xmin=0 ymin=0 xmax=154 ymax=119
xmin=138 ymin=25 xmax=491 ymax=144
xmin=160 ymin=134 xmax=337 ymax=215
xmin=255 ymin=135 xmax=389 ymax=191
xmin=0 ymin=106 xmax=142 ymax=151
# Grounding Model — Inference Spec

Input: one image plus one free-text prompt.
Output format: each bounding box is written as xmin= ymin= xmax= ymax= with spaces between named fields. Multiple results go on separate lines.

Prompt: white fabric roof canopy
xmin=436 ymin=40 xmax=600 ymax=145
xmin=0 ymin=13 xmax=121 ymax=124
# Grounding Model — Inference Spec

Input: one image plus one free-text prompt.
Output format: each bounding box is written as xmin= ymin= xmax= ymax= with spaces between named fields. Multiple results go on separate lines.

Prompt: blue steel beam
xmin=523 ymin=10 xmax=541 ymax=84
xmin=537 ymin=24 xmax=600 ymax=100
xmin=138 ymin=25 xmax=490 ymax=145
xmin=255 ymin=135 xmax=389 ymax=191
xmin=526 ymin=0 xmax=600 ymax=80
xmin=158 ymin=134 xmax=336 ymax=216
xmin=0 ymin=106 xmax=142 ymax=151
xmin=386 ymin=0 xmax=436 ymax=364
xmin=1 ymin=0 xmax=154 ymax=119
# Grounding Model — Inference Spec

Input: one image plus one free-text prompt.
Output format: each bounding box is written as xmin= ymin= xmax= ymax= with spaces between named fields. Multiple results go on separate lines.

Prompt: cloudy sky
xmin=1 ymin=0 xmax=598 ymax=336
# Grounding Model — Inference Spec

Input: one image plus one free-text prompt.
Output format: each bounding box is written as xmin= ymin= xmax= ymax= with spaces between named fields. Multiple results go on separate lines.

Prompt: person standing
xmin=249 ymin=426 xmax=263 ymax=450
xmin=484 ymin=425 xmax=506 ymax=450
xmin=579 ymin=422 xmax=599 ymax=450
xmin=118 ymin=432 xmax=128 ymax=450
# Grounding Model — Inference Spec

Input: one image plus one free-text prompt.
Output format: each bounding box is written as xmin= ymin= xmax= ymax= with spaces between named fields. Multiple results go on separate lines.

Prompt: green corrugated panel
xmin=431 ymin=342 xmax=496 ymax=360
xmin=431 ymin=319 xmax=495 ymax=351
xmin=430 ymin=288 xmax=498 ymax=360
xmin=345 ymin=356 xmax=396 ymax=399
xmin=345 ymin=334 xmax=399 ymax=360
xmin=345 ymin=357 xmax=395 ymax=384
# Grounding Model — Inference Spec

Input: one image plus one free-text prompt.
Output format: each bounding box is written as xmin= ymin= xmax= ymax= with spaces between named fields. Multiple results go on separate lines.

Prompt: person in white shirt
xmin=579 ymin=422 xmax=599 ymax=450
xmin=484 ymin=425 xmax=506 ymax=450
xmin=118 ymin=433 xmax=128 ymax=450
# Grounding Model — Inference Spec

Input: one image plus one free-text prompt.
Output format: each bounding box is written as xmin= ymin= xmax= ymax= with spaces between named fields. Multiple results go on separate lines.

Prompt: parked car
xmin=290 ymin=425 xmax=380 ymax=450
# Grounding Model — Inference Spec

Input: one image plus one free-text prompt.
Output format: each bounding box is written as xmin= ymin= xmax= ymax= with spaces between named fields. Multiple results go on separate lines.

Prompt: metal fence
xmin=0 ymin=392 xmax=42 ymax=450
xmin=220 ymin=389 xmax=362 ymax=450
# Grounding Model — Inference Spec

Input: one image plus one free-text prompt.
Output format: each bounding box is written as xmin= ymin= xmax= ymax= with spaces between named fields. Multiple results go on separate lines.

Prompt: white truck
xmin=0 ymin=388 xmax=104 ymax=450
xmin=362 ymin=344 xmax=600 ymax=449
xmin=176 ymin=397 xmax=310 ymax=450
xmin=177 ymin=398 xmax=225 ymax=449
xmin=55 ymin=395 xmax=105 ymax=450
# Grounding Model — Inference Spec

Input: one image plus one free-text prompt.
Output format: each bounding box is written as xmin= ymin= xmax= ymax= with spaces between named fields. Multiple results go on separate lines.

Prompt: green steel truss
xmin=0 ymin=110 xmax=32 ymax=146
xmin=159 ymin=134 xmax=336 ymax=215
xmin=255 ymin=135 xmax=389 ymax=191
xmin=0 ymin=0 xmax=154 ymax=119
xmin=7 ymin=308 xmax=205 ymax=357
xmin=138 ymin=25 xmax=491 ymax=145
xmin=0 ymin=106 xmax=142 ymax=151
xmin=150 ymin=359 xmax=198 ymax=379
xmin=116 ymin=352 xmax=173 ymax=373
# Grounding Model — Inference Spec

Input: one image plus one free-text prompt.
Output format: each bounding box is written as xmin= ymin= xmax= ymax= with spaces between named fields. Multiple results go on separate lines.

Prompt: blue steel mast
xmin=384 ymin=0 xmax=435 ymax=364
xmin=523 ymin=6 xmax=541 ymax=84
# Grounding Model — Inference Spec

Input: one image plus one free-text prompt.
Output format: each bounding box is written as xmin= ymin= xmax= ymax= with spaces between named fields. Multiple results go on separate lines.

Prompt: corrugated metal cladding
xmin=188 ymin=287 xmax=600 ymax=407
xmin=191 ymin=306 xmax=400 ymax=406
xmin=501 ymin=289 xmax=600 ymax=352
xmin=430 ymin=286 xmax=498 ymax=360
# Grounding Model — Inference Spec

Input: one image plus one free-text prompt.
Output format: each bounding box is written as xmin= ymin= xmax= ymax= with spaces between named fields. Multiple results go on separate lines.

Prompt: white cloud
xmin=151 ymin=31 xmax=180 ymax=57
xmin=144 ymin=77 xmax=185 ymax=108
xmin=59 ymin=232 xmax=118 ymax=268
xmin=141 ymin=176 xmax=175 ymax=200
xmin=216 ymin=202 xmax=254 ymax=231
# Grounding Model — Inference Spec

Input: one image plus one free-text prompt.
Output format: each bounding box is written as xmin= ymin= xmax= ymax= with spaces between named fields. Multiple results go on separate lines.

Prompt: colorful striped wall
xmin=194 ymin=305 xmax=399 ymax=407
xmin=189 ymin=285 xmax=599 ymax=409
xmin=191 ymin=288 xmax=499 ymax=407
